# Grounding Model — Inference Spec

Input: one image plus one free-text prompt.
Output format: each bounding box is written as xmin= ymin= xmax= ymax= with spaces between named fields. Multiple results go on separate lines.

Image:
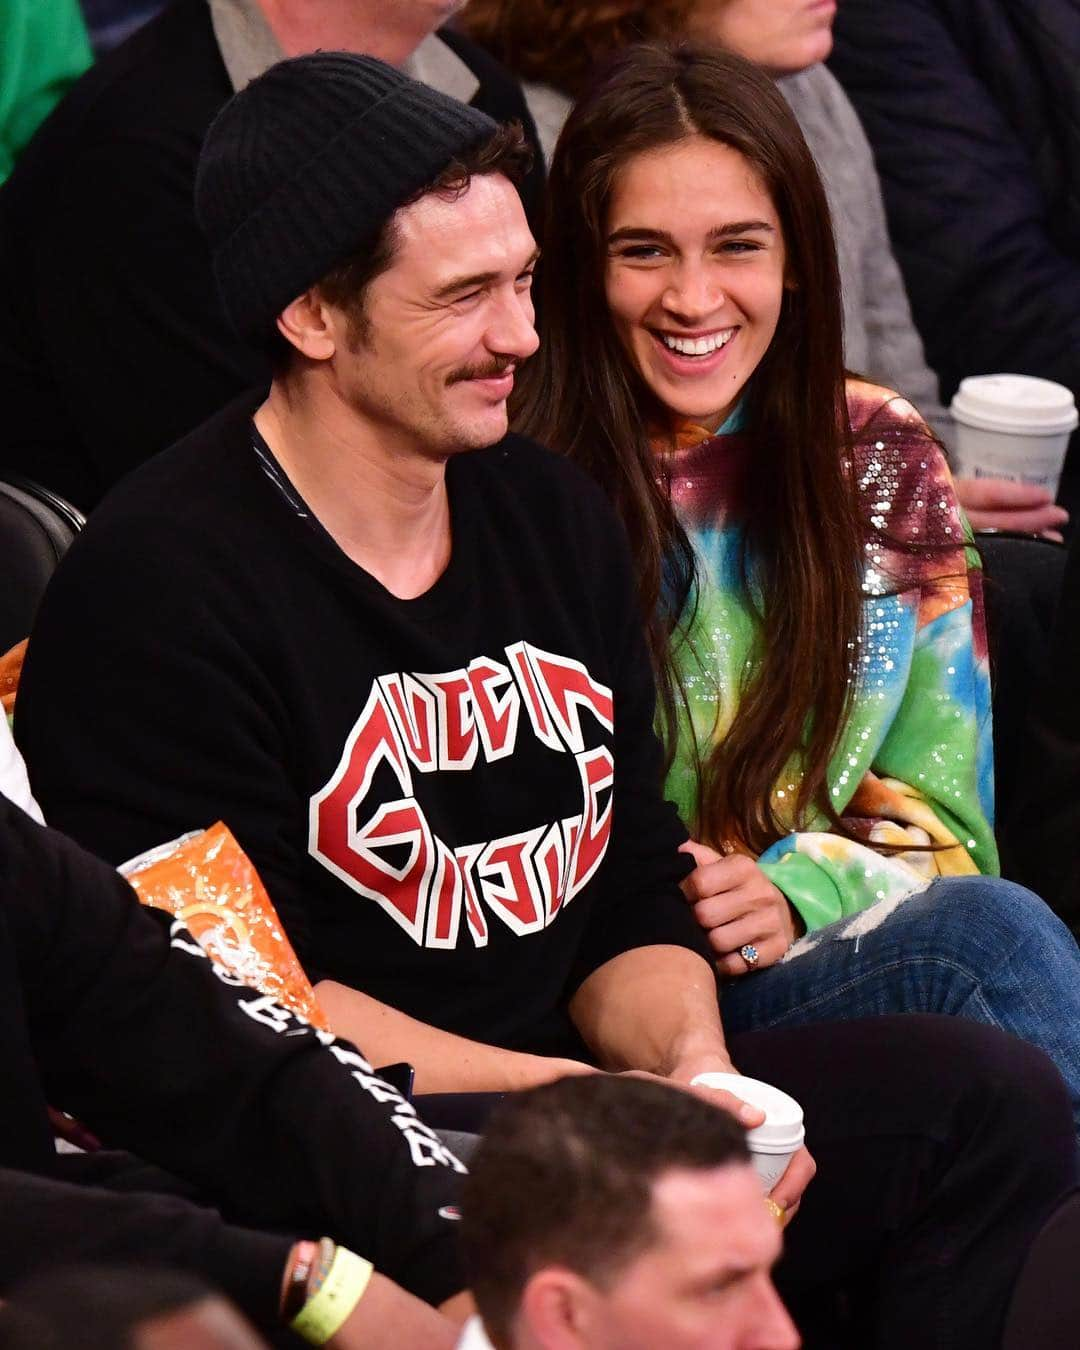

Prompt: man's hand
xmin=766 ymin=1145 xmax=817 ymax=1225
xmin=679 ymin=841 xmax=802 ymax=976
xmin=955 ymin=476 xmax=1068 ymax=540
xmin=671 ymin=1069 xmax=817 ymax=1225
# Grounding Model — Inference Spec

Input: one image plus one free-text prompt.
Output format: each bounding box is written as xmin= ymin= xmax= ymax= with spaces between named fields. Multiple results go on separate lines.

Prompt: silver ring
xmin=739 ymin=943 xmax=760 ymax=970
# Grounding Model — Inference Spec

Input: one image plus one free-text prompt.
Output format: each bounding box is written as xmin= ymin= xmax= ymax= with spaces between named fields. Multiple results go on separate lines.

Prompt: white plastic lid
xmin=689 ymin=1072 xmax=805 ymax=1153
xmin=951 ymin=374 xmax=1079 ymax=435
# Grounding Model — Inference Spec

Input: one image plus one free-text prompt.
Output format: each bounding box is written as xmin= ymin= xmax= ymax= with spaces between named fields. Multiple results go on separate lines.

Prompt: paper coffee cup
xmin=690 ymin=1072 xmax=805 ymax=1192
xmin=950 ymin=374 xmax=1078 ymax=496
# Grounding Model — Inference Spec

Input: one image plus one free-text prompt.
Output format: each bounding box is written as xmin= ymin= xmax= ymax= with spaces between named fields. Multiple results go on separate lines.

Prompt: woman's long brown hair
xmin=513 ymin=44 xmax=866 ymax=854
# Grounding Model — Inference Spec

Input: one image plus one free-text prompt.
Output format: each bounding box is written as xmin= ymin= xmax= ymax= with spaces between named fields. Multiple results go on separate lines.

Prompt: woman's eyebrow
xmin=607 ymin=221 xmax=775 ymax=245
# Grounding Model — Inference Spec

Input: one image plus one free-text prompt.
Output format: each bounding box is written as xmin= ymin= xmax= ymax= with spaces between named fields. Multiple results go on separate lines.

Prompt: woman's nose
xmin=663 ymin=265 xmax=725 ymax=321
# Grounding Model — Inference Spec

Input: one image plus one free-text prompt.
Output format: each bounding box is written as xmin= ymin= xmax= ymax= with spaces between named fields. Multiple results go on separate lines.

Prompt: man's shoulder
xmin=77 ymin=394 xmax=265 ymax=548
xmin=5 ymin=0 xmax=225 ymax=185
xmin=436 ymin=26 xmax=529 ymax=111
xmin=466 ymin=432 xmax=618 ymax=519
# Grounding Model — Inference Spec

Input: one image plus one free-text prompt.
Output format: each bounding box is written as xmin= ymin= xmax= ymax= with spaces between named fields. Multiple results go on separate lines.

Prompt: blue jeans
xmin=719 ymin=876 xmax=1080 ymax=1136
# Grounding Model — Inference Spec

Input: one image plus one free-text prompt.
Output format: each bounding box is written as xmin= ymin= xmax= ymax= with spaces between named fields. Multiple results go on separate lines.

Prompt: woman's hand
xmin=954 ymin=476 xmax=1068 ymax=541
xmin=679 ymin=840 xmax=802 ymax=976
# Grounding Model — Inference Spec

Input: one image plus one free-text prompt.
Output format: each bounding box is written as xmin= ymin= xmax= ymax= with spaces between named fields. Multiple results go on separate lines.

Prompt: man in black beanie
xmin=0 ymin=0 xmax=544 ymax=512
xmin=17 ymin=50 xmax=782 ymax=1168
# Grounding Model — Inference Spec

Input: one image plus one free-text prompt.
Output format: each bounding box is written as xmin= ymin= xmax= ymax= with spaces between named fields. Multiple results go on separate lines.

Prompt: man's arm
xmin=0 ymin=1167 xmax=292 ymax=1334
xmin=0 ymin=1171 xmax=461 ymax=1348
xmin=3 ymin=799 xmax=467 ymax=1312
xmin=0 ymin=0 xmax=92 ymax=184
xmin=316 ymin=980 xmax=594 ymax=1095
xmin=568 ymin=944 xmax=734 ymax=1082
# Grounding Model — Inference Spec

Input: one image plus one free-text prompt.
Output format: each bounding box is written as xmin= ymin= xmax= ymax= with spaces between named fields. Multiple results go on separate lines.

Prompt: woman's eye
xmin=718 ymin=240 xmax=762 ymax=255
xmin=617 ymin=245 xmax=666 ymax=260
xmin=515 ymin=270 xmax=535 ymax=290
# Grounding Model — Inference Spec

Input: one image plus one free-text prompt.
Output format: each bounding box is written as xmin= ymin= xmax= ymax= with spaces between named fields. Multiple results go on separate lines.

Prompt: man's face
xmin=581 ymin=1165 xmax=798 ymax=1350
xmin=325 ymin=173 xmax=539 ymax=460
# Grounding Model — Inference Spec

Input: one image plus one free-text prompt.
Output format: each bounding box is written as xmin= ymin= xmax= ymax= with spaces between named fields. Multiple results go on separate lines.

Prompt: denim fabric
xmin=720 ymin=875 xmax=1080 ymax=1135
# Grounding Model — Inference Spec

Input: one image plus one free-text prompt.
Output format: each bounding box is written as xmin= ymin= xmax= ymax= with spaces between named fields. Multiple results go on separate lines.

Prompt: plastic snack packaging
xmin=121 ymin=821 xmax=329 ymax=1030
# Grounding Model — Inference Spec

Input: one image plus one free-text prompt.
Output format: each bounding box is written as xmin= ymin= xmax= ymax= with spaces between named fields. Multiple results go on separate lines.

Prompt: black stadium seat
xmin=0 ymin=477 xmax=84 ymax=654
xmin=976 ymin=531 xmax=1066 ymax=838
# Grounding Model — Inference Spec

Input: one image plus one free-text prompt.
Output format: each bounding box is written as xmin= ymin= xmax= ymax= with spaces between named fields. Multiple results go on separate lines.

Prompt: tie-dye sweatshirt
xmin=662 ymin=380 xmax=997 ymax=933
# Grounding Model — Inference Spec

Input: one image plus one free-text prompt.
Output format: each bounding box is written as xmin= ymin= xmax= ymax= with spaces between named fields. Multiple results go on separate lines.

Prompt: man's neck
xmin=256 ymin=0 xmax=440 ymax=66
xmin=255 ymin=375 xmax=453 ymax=601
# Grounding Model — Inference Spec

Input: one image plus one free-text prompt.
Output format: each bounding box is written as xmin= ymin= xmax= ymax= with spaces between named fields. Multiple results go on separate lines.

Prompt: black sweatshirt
xmin=0 ymin=0 xmax=544 ymax=513
xmin=0 ymin=797 xmax=466 ymax=1329
xmin=17 ymin=395 xmax=709 ymax=1059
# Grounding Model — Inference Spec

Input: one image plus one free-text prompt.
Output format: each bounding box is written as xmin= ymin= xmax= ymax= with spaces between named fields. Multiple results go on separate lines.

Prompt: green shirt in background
xmin=1 ymin=0 xmax=92 ymax=183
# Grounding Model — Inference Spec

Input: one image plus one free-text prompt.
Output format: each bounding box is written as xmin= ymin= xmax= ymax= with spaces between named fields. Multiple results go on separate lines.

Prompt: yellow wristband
xmin=290 ymin=1246 xmax=374 ymax=1345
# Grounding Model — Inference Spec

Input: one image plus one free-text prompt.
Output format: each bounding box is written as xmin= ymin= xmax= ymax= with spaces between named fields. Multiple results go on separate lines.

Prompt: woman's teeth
xmin=660 ymin=329 xmax=735 ymax=357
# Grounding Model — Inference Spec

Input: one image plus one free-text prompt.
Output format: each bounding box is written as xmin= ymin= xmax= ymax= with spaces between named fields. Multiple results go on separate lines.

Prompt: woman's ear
xmin=275 ymin=289 xmax=338 ymax=362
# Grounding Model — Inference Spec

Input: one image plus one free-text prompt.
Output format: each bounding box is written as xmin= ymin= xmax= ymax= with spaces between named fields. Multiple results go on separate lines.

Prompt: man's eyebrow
xmin=432 ymin=248 xmax=541 ymax=300
xmin=686 ymin=1262 xmax=754 ymax=1295
xmin=607 ymin=222 xmax=775 ymax=246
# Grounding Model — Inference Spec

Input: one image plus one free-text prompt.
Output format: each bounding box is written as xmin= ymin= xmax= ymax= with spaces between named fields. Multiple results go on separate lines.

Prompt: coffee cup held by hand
xmin=690 ymin=1072 xmax=805 ymax=1192
xmin=950 ymin=374 xmax=1078 ymax=498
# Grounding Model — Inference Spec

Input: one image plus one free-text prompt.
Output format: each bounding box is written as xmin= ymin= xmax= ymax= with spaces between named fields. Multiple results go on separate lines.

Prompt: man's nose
xmin=487 ymin=289 xmax=540 ymax=360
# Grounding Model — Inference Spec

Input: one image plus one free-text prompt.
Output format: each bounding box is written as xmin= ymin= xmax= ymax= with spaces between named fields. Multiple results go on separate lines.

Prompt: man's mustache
xmin=447 ymin=359 xmax=519 ymax=385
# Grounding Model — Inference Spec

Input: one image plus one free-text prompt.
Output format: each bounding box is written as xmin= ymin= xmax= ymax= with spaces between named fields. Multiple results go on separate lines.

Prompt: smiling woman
xmin=514 ymin=45 xmax=859 ymax=849
xmin=512 ymin=42 xmax=1080 ymax=1145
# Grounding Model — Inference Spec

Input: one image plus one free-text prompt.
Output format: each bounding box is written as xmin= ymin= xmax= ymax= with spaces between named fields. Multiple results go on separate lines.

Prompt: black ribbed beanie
xmin=195 ymin=51 xmax=498 ymax=343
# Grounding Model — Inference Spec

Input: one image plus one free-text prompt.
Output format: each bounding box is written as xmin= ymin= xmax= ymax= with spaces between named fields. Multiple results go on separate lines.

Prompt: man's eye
xmin=516 ymin=270 xmax=535 ymax=289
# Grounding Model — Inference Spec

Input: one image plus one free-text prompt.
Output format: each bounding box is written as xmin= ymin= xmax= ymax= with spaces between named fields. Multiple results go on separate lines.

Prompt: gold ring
xmin=764 ymin=1197 xmax=786 ymax=1226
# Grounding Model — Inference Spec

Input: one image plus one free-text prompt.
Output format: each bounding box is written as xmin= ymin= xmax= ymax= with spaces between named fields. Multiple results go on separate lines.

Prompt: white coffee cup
xmin=950 ymin=374 xmax=1078 ymax=496
xmin=690 ymin=1072 xmax=805 ymax=1192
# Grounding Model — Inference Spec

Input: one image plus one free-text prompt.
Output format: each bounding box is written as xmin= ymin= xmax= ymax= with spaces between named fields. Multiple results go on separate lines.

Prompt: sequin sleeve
xmin=759 ymin=385 xmax=999 ymax=930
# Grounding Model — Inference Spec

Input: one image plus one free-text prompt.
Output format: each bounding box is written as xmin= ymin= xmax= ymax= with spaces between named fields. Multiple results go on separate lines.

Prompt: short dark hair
xmin=461 ymin=1075 xmax=750 ymax=1347
xmin=268 ymin=120 xmax=532 ymax=371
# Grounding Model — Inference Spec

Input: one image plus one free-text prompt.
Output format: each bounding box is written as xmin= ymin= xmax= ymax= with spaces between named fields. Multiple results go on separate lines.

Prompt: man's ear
xmin=276 ymin=289 xmax=338 ymax=362
xmin=519 ymin=1268 xmax=601 ymax=1350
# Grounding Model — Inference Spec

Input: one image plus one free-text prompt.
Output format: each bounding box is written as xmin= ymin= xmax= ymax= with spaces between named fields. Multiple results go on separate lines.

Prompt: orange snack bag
xmin=0 ymin=638 xmax=27 ymax=716
xmin=121 ymin=822 xmax=328 ymax=1030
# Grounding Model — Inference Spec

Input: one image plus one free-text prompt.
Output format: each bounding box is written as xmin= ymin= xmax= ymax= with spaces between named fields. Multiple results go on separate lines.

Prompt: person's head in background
xmin=0 ymin=1267 xmax=266 ymax=1350
xmin=461 ymin=1075 xmax=798 ymax=1350
xmin=514 ymin=43 xmax=865 ymax=855
xmin=457 ymin=0 xmax=834 ymax=97
xmin=249 ymin=0 xmax=471 ymax=65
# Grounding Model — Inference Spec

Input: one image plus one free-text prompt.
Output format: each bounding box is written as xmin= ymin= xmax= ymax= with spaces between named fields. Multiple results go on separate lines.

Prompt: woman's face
xmin=603 ymin=136 xmax=787 ymax=431
xmin=687 ymin=0 xmax=836 ymax=74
